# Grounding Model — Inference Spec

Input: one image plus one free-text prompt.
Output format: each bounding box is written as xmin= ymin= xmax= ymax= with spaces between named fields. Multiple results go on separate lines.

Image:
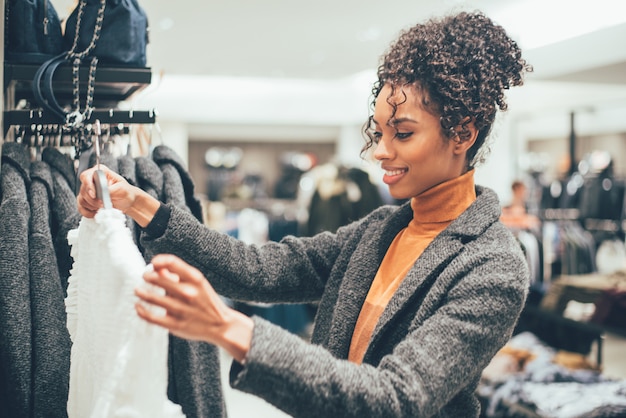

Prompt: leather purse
xmin=31 ymin=0 xmax=149 ymax=126
xmin=63 ymin=0 xmax=149 ymax=67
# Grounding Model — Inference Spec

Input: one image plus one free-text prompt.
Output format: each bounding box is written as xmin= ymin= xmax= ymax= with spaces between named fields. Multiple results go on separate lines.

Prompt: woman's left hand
xmin=135 ymin=254 xmax=253 ymax=363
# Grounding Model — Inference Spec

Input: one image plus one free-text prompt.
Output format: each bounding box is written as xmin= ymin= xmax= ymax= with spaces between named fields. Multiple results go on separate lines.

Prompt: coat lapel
xmin=319 ymin=186 xmax=501 ymax=360
xmin=366 ymin=186 xmax=501 ymax=358
xmin=322 ymin=203 xmax=413 ymax=358
xmin=368 ymin=233 xmax=464 ymax=351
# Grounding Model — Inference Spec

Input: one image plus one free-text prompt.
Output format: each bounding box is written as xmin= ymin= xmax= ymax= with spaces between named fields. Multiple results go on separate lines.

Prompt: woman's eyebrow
xmin=390 ymin=117 xmax=418 ymax=126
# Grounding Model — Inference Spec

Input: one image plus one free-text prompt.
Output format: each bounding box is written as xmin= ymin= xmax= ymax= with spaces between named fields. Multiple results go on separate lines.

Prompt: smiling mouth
xmin=384 ymin=168 xmax=407 ymax=176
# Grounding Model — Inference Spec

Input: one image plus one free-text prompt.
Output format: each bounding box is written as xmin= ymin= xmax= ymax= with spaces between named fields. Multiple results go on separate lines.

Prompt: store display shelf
xmin=4 ymin=62 xmax=152 ymax=107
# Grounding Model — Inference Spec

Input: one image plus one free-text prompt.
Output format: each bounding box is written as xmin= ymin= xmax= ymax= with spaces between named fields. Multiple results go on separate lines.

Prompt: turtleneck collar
xmin=409 ymin=169 xmax=476 ymax=225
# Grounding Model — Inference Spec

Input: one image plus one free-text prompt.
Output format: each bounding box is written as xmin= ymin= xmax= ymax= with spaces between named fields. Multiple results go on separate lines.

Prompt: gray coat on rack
xmin=135 ymin=152 xmax=226 ymax=418
xmin=152 ymin=145 xmax=203 ymax=221
xmin=0 ymin=142 xmax=33 ymax=418
xmin=117 ymin=154 xmax=140 ymax=244
xmin=140 ymin=186 xmax=529 ymax=418
xmin=29 ymin=161 xmax=72 ymax=418
xmin=135 ymin=155 xmax=164 ymax=200
xmin=41 ymin=147 xmax=82 ymax=293
xmin=135 ymin=156 xmax=164 ymax=257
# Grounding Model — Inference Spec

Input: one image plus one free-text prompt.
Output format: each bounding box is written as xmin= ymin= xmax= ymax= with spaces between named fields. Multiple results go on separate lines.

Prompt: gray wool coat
xmin=141 ymin=185 xmax=530 ymax=418
xmin=0 ymin=142 xmax=32 ymax=418
xmin=150 ymin=148 xmax=227 ymax=418
xmin=29 ymin=161 xmax=72 ymax=418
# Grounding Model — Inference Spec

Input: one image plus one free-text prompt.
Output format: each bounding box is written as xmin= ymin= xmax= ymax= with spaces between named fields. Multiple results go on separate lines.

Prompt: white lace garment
xmin=65 ymin=208 xmax=186 ymax=418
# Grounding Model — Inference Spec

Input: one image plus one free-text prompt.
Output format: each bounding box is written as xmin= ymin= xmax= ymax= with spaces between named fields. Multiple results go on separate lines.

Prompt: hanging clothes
xmin=543 ymin=220 xmax=597 ymax=278
xmin=516 ymin=229 xmax=543 ymax=289
xmin=134 ymin=156 xmax=164 ymax=256
xmin=136 ymin=155 xmax=164 ymax=200
xmin=0 ymin=142 xmax=33 ymax=418
xmin=148 ymin=145 xmax=226 ymax=418
xmin=579 ymin=175 xmax=625 ymax=221
xmin=0 ymin=137 xmax=224 ymax=418
xmin=29 ymin=160 xmax=72 ymax=418
xmin=303 ymin=163 xmax=384 ymax=236
xmin=152 ymin=145 xmax=203 ymax=221
xmin=65 ymin=208 xmax=186 ymax=418
xmin=41 ymin=147 xmax=82 ymax=293
xmin=117 ymin=153 xmax=140 ymax=242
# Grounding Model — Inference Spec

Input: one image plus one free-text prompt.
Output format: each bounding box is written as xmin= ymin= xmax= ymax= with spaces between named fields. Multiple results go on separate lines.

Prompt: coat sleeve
xmin=140 ymin=204 xmax=355 ymax=303
xmin=230 ymin=236 xmax=529 ymax=418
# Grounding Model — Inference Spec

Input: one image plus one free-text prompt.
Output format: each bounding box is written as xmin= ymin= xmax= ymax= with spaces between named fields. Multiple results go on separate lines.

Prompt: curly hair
xmin=362 ymin=11 xmax=532 ymax=168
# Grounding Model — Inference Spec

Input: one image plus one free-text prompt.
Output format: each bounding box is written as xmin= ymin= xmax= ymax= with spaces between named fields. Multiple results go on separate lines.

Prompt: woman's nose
xmin=373 ymin=137 xmax=392 ymax=161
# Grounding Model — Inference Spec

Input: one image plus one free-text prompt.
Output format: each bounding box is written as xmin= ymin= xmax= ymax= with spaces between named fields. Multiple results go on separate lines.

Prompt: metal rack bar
xmin=4 ymin=108 xmax=157 ymax=128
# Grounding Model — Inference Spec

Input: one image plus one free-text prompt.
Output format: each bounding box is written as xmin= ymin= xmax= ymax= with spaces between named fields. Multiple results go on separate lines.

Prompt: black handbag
xmin=31 ymin=0 xmax=149 ymax=129
xmin=4 ymin=0 xmax=65 ymax=64
xmin=63 ymin=0 xmax=149 ymax=67
xmin=31 ymin=0 xmax=108 ymax=126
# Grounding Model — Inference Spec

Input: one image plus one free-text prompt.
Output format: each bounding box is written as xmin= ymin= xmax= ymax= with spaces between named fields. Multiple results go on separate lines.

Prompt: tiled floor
xmin=218 ymin=332 xmax=626 ymax=418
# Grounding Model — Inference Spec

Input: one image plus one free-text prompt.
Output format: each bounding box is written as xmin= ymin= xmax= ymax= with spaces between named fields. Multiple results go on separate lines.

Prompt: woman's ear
xmin=452 ymin=117 xmax=478 ymax=154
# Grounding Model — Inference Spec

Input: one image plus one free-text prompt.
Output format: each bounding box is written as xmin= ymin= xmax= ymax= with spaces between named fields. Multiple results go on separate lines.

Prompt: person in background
xmin=513 ymin=180 xmax=529 ymax=205
xmin=501 ymin=179 xmax=541 ymax=231
xmin=77 ymin=10 xmax=532 ymax=418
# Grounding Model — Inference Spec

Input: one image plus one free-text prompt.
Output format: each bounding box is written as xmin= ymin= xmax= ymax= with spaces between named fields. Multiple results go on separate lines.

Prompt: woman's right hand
xmin=77 ymin=165 xmax=138 ymax=218
xmin=78 ymin=164 xmax=162 ymax=226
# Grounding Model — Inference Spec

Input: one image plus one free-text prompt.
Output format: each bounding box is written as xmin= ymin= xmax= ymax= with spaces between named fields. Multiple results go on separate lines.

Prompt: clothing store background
xmin=2 ymin=1 xmax=626 ymax=417
xmin=7 ymin=0 xmax=624 ymax=205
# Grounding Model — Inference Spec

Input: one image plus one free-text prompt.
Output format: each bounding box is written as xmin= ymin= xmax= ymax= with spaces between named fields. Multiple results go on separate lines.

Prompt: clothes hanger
xmin=93 ymin=120 xmax=113 ymax=210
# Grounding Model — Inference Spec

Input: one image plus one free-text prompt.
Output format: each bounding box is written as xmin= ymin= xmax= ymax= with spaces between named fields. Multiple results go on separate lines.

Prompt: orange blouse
xmin=348 ymin=170 xmax=477 ymax=363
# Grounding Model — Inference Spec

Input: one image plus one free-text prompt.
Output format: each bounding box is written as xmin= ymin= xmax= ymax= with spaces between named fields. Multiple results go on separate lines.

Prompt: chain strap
xmin=64 ymin=0 xmax=106 ymax=146
xmin=67 ymin=0 xmax=106 ymax=59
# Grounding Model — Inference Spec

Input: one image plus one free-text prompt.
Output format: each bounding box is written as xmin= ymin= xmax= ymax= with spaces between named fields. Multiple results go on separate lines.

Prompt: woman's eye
xmin=396 ymin=132 xmax=412 ymax=140
xmin=372 ymin=131 xmax=382 ymax=143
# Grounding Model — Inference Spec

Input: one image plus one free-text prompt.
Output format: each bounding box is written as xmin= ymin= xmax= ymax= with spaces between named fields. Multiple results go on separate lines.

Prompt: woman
xmin=78 ymin=11 xmax=532 ymax=417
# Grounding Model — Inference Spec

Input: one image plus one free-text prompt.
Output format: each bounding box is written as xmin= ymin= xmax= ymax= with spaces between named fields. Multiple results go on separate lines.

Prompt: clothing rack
xmin=584 ymin=218 xmax=622 ymax=233
xmin=4 ymin=109 xmax=157 ymax=134
xmin=12 ymin=122 xmax=131 ymax=149
xmin=3 ymin=109 xmax=157 ymax=158
xmin=541 ymin=208 xmax=581 ymax=221
xmin=2 ymin=59 xmax=157 ymax=165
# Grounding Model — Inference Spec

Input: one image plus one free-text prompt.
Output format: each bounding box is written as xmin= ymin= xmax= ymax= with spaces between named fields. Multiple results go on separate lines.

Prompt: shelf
xmin=4 ymin=62 xmax=152 ymax=108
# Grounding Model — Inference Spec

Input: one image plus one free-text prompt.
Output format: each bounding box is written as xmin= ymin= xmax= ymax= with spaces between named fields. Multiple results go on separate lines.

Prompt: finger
xmin=135 ymin=285 xmax=189 ymax=318
xmin=135 ymin=301 xmax=182 ymax=331
xmin=143 ymin=268 xmax=199 ymax=302
xmin=76 ymin=200 xmax=98 ymax=218
xmin=76 ymin=192 xmax=102 ymax=218
xmin=78 ymin=167 xmax=98 ymax=200
xmin=150 ymin=254 xmax=206 ymax=285
xmin=102 ymin=165 xmax=122 ymax=184
xmin=77 ymin=182 xmax=101 ymax=206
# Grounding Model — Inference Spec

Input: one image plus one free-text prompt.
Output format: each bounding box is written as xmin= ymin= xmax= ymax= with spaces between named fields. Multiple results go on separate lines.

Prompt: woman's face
xmin=371 ymin=84 xmax=466 ymax=200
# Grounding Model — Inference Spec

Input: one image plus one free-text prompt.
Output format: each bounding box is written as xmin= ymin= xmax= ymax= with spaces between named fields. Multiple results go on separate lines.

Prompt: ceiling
xmin=142 ymin=0 xmax=514 ymax=79
xmin=53 ymin=0 xmax=626 ymax=83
